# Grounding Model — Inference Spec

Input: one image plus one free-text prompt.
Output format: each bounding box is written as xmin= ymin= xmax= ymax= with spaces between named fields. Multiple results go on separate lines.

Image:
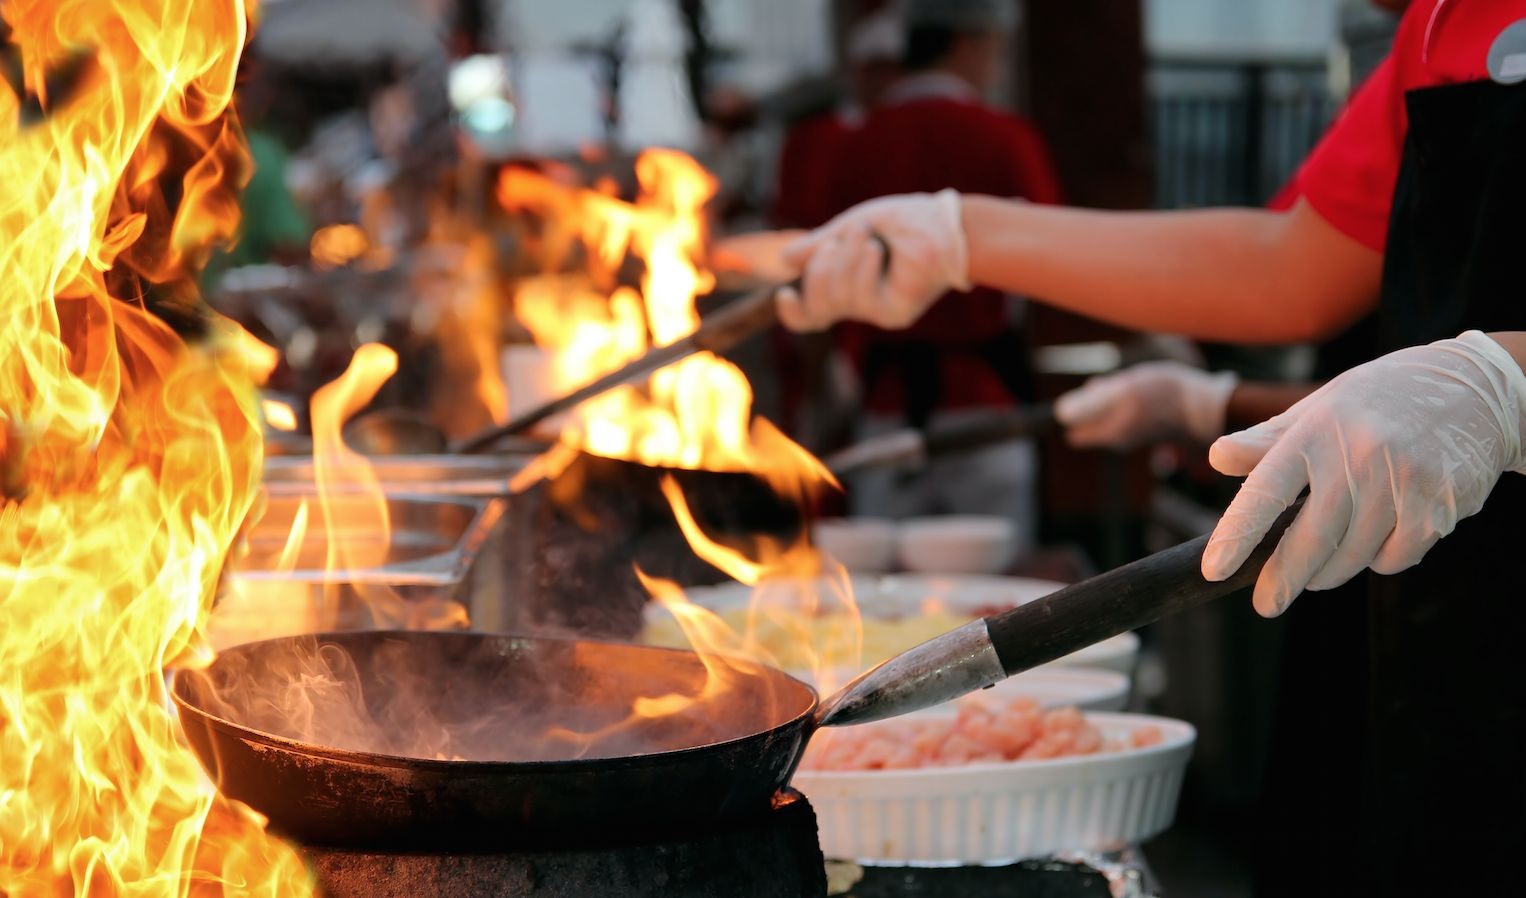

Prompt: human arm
xmin=1053 ymin=359 xmax=1325 ymax=449
xmin=776 ymin=192 xmax=1383 ymax=346
xmin=1201 ymin=331 xmax=1526 ymax=617
xmin=961 ymin=195 xmax=1380 ymax=343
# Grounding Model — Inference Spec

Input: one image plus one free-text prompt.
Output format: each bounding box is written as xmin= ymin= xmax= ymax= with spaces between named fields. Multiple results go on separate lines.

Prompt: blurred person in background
xmin=770 ymin=5 xmax=904 ymax=231
xmin=769 ymin=5 xmax=904 ymax=454
xmin=818 ymin=0 xmax=1062 ymax=555
xmin=776 ymin=1 xmax=1526 ymax=892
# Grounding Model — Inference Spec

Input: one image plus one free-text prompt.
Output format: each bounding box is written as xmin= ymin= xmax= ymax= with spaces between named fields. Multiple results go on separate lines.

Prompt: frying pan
xmin=173 ymin=503 xmax=1303 ymax=849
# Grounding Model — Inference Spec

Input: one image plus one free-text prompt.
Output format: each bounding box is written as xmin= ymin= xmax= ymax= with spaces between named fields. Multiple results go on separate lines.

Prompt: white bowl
xmin=813 ymin=517 xmax=898 ymax=573
xmin=897 ymin=516 xmax=1016 ymax=575
xmin=793 ymin=712 xmax=1195 ymax=864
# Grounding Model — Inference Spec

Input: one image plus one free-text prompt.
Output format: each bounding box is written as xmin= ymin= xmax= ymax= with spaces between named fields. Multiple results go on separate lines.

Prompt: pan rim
xmin=170 ymin=629 xmax=820 ymax=772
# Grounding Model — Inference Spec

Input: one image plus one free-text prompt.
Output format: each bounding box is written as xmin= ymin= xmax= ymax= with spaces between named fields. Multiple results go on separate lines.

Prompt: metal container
xmin=212 ymin=493 xmax=505 ymax=648
xmin=258 ymin=452 xmax=807 ymax=641
xmin=262 ymin=455 xmax=529 ymax=498
xmin=261 ymin=454 xmax=525 ymax=629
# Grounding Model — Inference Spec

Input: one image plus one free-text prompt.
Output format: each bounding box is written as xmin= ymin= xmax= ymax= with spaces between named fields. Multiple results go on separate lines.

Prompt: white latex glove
xmin=1201 ymin=330 xmax=1526 ymax=617
xmin=1055 ymin=362 xmax=1239 ymax=449
xmin=776 ymin=189 xmax=970 ymax=332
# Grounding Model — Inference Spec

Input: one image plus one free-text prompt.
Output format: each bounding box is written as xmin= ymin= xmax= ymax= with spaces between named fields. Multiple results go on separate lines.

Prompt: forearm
xmin=1224 ymin=381 xmax=1320 ymax=431
xmin=961 ymin=196 xmax=1382 ymax=344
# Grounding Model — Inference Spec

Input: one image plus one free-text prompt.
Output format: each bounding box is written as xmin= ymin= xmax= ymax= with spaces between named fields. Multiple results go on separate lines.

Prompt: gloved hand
xmin=776 ymin=189 xmax=970 ymax=332
xmin=1202 ymin=330 xmax=1526 ymax=617
xmin=1055 ymin=362 xmax=1239 ymax=449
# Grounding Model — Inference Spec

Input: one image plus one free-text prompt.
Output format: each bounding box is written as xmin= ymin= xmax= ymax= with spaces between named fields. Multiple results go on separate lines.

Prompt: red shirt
xmin=821 ymin=80 xmax=1063 ymax=414
xmin=1299 ymin=0 xmax=1526 ymax=250
xmin=771 ymin=111 xmax=856 ymax=229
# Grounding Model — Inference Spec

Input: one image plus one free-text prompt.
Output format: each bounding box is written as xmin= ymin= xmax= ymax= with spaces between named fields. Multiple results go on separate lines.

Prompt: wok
xmin=173 ymin=503 xmax=1300 ymax=849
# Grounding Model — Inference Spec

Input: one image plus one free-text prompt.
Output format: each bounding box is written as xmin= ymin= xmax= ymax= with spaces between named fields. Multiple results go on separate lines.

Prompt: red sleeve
xmin=1003 ymin=119 xmax=1064 ymax=205
xmin=1295 ymin=55 xmax=1407 ymax=251
xmin=1293 ymin=0 xmax=1451 ymax=252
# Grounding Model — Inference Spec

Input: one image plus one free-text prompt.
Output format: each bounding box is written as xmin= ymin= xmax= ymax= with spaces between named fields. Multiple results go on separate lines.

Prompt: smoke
xmin=179 ymin=632 xmax=812 ymax=763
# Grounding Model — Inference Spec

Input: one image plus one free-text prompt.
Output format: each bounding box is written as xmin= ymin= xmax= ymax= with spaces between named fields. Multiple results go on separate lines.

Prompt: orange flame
xmin=500 ymin=151 xmax=860 ymax=715
xmin=654 ymin=476 xmax=862 ymax=695
xmin=0 ymin=0 xmax=315 ymax=893
xmin=310 ymin=341 xmax=397 ymax=575
xmin=261 ymin=397 xmax=297 ymax=431
xmin=309 ymin=222 xmax=370 ymax=269
xmin=500 ymin=150 xmax=833 ymax=482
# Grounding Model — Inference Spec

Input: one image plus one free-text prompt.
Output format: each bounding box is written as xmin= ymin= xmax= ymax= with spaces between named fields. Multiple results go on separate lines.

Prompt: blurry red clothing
xmin=771 ymin=110 xmax=858 ymax=229
xmin=770 ymin=109 xmax=862 ymax=434
xmin=1298 ymin=0 xmax=1526 ymax=251
xmin=822 ymin=73 xmax=1062 ymax=418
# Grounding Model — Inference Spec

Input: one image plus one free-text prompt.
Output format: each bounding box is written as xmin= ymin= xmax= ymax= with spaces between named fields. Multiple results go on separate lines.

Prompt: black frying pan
xmin=172 ymin=503 xmax=1302 ymax=849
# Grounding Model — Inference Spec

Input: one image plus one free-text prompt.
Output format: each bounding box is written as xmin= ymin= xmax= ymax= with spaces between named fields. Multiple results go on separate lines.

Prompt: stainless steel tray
xmin=213 ymin=493 xmax=505 ymax=647
xmin=262 ymin=454 xmax=530 ymax=499
xmin=235 ymin=493 xmax=503 ymax=586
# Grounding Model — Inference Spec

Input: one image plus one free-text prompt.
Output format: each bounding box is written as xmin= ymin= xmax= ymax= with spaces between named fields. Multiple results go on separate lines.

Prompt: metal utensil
xmin=817 ymin=500 xmax=1304 ymax=726
xmin=823 ymin=403 xmax=1060 ymax=477
xmin=452 ymin=285 xmax=784 ymax=453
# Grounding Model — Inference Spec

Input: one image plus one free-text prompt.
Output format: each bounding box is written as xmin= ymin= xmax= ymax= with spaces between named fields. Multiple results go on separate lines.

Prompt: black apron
xmin=1357 ymin=77 xmax=1526 ymax=895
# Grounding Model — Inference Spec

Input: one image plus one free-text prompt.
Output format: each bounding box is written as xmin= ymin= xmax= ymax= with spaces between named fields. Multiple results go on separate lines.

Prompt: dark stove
xmin=306 ymin=790 xmax=826 ymax=898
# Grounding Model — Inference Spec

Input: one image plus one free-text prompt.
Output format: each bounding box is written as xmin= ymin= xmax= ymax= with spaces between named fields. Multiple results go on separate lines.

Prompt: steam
xmin=181 ymin=633 xmax=807 ymax=764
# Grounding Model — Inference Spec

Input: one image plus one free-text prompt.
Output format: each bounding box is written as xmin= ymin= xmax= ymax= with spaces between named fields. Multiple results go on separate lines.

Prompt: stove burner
xmin=308 ymin=790 xmax=826 ymax=898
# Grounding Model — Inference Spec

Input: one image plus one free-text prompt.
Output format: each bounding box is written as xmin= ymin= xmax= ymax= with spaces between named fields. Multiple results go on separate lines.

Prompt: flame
xmin=501 ymin=150 xmax=833 ymax=480
xmin=654 ymin=476 xmax=861 ymax=695
xmin=260 ymin=397 xmax=297 ymax=431
xmin=0 ymin=0 xmax=315 ymax=893
xmin=500 ymin=150 xmax=861 ymax=723
xmin=414 ymin=209 xmax=509 ymax=436
xmin=309 ymin=222 xmax=370 ymax=270
xmin=310 ymin=342 xmax=398 ymax=578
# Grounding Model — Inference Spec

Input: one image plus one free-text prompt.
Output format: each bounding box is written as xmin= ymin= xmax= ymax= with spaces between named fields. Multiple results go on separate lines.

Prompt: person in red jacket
xmin=820 ymin=0 xmax=1062 ymax=551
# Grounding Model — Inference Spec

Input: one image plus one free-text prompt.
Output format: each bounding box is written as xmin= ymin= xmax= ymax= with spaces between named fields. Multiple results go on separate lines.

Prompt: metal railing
xmin=1150 ymin=57 xmax=1339 ymax=209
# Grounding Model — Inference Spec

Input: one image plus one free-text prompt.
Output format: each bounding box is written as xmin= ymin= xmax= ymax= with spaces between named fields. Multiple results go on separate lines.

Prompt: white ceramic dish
xmin=666 ymin=575 xmax=1141 ymax=675
xmin=793 ymin=712 xmax=1194 ymax=864
xmin=896 ymin=515 xmax=1017 ymax=575
xmin=812 ymin=517 xmax=898 ymax=573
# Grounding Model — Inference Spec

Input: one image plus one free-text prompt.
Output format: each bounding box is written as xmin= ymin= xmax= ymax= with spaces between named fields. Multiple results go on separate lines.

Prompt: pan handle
xmin=814 ymin=498 xmax=1305 ymax=728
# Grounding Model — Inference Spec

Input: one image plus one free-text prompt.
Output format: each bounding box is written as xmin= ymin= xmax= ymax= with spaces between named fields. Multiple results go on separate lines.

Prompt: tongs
xmin=823 ymin=404 xmax=1060 ymax=477
xmin=452 ymin=284 xmax=784 ymax=453
xmin=452 ymin=232 xmax=885 ymax=454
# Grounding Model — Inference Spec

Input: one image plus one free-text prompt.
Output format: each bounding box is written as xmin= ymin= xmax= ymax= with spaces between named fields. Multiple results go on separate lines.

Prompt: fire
xmin=308 ymin=342 xmax=467 ymax=630
xmin=414 ymin=209 xmax=510 ymax=437
xmin=261 ymin=397 xmax=297 ymax=431
xmin=500 ymin=150 xmax=860 ymax=714
xmin=654 ymin=476 xmax=861 ymax=696
xmin=214 ymin=342 xmax=470 ymax=646
xmin=309 ymin=222 xmax=370 ymax=270
xmin=500 ymin=150 xmax=829 ymax=479
xmin=0 ymin=0 xmax=314 ymax=894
